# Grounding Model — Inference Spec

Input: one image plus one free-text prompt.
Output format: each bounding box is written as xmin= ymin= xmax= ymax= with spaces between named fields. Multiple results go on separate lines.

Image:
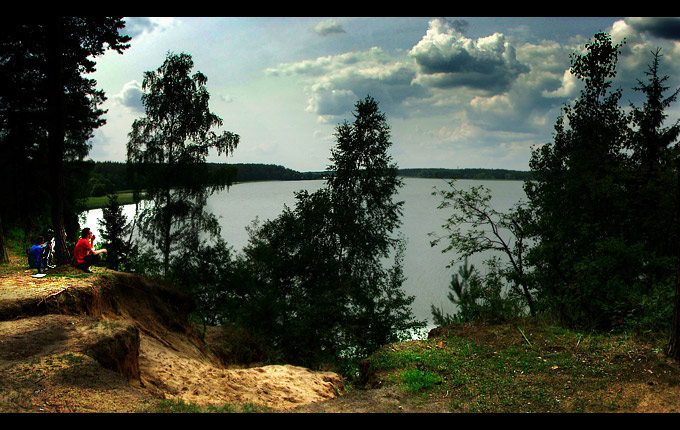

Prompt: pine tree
xmin=101 ymin=194 xmax=134 ymax=271
xmin=240 ymin=96 xmax=423 ymax=366
xmin=0 ymin=18 xmax=130 ymax=262
xmin=625 ymin=49 xmax=680 ymax=358
xmin=525 ymin=33 xmax=632 ymax=329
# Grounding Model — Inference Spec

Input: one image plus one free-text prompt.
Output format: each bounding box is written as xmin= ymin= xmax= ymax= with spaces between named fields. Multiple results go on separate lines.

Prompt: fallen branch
xmin=37 ymin=286 xmax=70 ymax=306
xmin=518 ymin=327 xmax=532 ymax=347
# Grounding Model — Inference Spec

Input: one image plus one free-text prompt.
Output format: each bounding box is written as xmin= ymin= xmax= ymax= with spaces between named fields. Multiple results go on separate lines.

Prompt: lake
xmin=82 ymin=177 xmax=527 ymax=331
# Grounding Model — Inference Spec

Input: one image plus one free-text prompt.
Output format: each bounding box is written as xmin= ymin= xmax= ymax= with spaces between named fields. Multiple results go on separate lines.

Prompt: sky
xmin=87 ymin=17 xmax=680 ymax=172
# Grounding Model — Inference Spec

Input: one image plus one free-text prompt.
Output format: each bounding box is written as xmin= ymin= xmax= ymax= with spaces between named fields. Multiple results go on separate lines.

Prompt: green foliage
xmin=227 ymin=163 xmax=322 ymax=182
xmin=84 ymin=192 xmax=138 ymax=211
xmin=126 ymin=51 xmax=239 ymax=277
xmin=126 ymin=245 xmax=164 ymax=279
xmin=0 ymin=18 xmax=130 ymax=244
xmin=83 ymin=162 xmax=533 ymax=197
xmin=228 ymin=96 xmax=424 ymax=369
xmin=168 ymin=236 xmax=237 ymax=332
xmin=624 ymin=49 xmax=680 ymax=328
xmin=431 ymin=258 xmax=525 ymax=325
xmin=100 ymin=194 xmax=136 ymax=271
xmin=367 ymin=319 xmax=669 ymax=412
xmin=526 ymin=33 xmax=633 ymax=330
xmin=398 ymin=168 xmax=531 ymax=181
xmin=149 ymin=398 xmax=265 ymax=413
xmin=526 ymin=34 xmax=680 ymax=332
xmin=400 ymin=369 xmax=442 ymax=392
xmin=83 ymin=161 xmax=322 ymax=199
xmin=430 ymin=180 xmax=536 ymax=316
xmin=421 ymin=34 xmax=679 ymax=336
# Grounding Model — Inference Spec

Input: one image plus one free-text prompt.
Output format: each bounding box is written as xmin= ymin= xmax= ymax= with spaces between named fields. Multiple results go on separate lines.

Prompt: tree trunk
xmin=162 ymin=188 xmax=172 ymax=278
xmin=669 ymin=163 xmax=680 ymax=360
xmin=46 ymin=17 xmax=71 ymax=265
xmin=0 ymin=214 xmax=9 ymax=264
xmin=520 ymin=282 xmax=536 ymax=317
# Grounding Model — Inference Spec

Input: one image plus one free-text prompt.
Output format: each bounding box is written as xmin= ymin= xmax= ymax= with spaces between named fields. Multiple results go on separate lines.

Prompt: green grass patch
xmin=365 ymin=319 xmax=675 ymax=412
xmin=84 ymin=191 xmax=144 ymax=210
xmin=400 ymin=369 xmax=442 ymax=392
xmin=148 ymin=398 xmax=267 ymax=413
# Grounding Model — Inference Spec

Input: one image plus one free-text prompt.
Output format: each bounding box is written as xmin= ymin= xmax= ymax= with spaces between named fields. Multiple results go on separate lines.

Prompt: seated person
xmin=73 ymin=227 xmax=107 ymax=273
xmin=28 ymin=235 xmax=47 ymax=274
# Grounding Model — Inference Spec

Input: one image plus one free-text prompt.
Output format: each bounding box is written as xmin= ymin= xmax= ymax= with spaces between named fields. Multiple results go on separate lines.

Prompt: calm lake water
xmin=82 ymin=178 xmax=527 ymax=330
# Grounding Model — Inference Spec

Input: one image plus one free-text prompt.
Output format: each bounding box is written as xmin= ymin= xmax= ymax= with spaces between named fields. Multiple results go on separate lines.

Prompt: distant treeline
xmin=88 ymin=161 xmax=326 ymax=197
xmin=397 ymin=168 xmax=532 ymax=181
xmin=87 ymin=161 xmax=530 ymax=197
xmin=226 ymin=163 xmax=325 ymax=182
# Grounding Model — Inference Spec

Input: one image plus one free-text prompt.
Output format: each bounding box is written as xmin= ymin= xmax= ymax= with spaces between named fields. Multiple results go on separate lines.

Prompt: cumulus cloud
xmin=451 ymin=37 xmax=582 ymax=137
xmin=417 ymin=114 xmax=479 ymax=149
xmin=122 ymin=17 xmax=175 ymax=39
xmin=267 ymin=47 xmax=427 ymax=120
xmin=601 ymin=19 xmax=680 ymax=107
xmin=305 ymin=85 xmax=357 ymax=117
xmin=267 ymin=17 xmax=670 ymax=146
xmin=265 ymin=18 xmax=576 ymax=134
xmin=112 ymin=80 xmax=145 ymax=113
xmin=541 ymin=69 xmax=579 ymax=98
xmin=409 ymin=18 xmax=530 ymax=93
xmin=625 ymin=17 xmax=680 ymax=41
xmin=445 ymin=18 xmax=469 ymax=34
xmin=313 ymin=19 xmax=346 ymax=37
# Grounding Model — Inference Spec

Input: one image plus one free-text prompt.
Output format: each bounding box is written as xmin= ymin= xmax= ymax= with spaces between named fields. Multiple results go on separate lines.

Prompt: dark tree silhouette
xmin=0 ymin=18 xmax=130 ymax=263
xmin=127 ymin=52 xmax=239 ymax=277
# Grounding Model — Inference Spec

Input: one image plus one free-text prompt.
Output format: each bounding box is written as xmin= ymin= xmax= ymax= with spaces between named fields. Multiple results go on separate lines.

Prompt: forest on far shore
xmin=86 ymin=160 xmax=531 ymax=197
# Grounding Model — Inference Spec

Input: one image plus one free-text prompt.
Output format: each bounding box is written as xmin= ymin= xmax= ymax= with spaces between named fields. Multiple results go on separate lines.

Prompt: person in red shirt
xmin=73 ymin=227 xmax=107 ymax=273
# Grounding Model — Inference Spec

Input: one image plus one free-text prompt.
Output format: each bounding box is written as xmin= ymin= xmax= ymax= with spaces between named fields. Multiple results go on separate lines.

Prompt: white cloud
xmin=93 ymin=17 xmax=674 ymax=171
xmin=264 ymin=18 xmax=586 ymax=145
xmin=266 ymin=47 xmax=395 ymax=77
xmin=220 ymin=94 xmax=235 ymax=103
xmin=409 ymin=18 xmax=530 ymax=93
xmin=122 ymin=17 xmax=175 ymax=39
xmin=541 ymin=69 xmax=579 ymax=98
xmin=245 ymin=18 xmax=680 ymax=170
xmin=268 ymin=47 xmax=426 ymax=121
xmin=305 ymin=85 xmax=357 ymax=117
xmin=112 ymin=80 xmax=144 ymax=113
xmin=603 ymin=19 xmax=680 ymax=107
xmin=313 ymin=19 xmax=346 ymax=37
xmin=457 ymin=38 xmax=578 ymax=135
xmin=416 ymin=117 xmax=480 ymax=149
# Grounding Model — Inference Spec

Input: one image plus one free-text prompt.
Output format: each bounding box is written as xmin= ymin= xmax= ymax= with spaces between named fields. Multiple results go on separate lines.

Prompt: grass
xmin=366 ymin=319 xmax=680 ymax=412
xmin=147 ymin=398 xmax=269 ymax=413
xmin=399 ymin=369 xmax=443 ymax=392
xmin=83 ymin=190 xmax=144 ymax=210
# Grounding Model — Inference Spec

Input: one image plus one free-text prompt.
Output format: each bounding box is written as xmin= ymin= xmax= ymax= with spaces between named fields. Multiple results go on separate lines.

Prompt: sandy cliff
xmin=0 ymin=263 xmax=343 ymax=412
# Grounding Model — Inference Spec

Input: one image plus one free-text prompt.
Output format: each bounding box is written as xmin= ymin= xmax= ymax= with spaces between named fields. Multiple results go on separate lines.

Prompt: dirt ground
xmin=4 ymin=250 xmax=680 ymax=414
xmin=0 ymin=254 xmax=344 ymax=412
xmin=137 ymin=332 xmax=342 ymax=409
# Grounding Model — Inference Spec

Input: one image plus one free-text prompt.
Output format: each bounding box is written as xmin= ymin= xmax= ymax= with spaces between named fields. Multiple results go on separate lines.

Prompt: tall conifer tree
xmin=525 ymin=33 xmax=631 ymax=329
xmin=240 ymin=96 xmax=423 ymax=366
xmin=0 ymin=18 xmax=130 ymax=262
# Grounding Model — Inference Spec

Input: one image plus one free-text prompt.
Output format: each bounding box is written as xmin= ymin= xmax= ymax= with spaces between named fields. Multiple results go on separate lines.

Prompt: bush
xmin=431 ymin=257 xmax=525 ymax=325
